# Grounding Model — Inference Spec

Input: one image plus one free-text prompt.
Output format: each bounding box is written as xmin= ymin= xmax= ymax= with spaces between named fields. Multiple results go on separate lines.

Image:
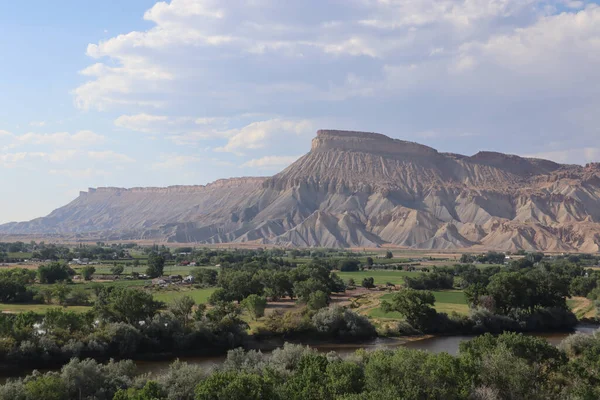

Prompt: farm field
xmin=337 ymin=270 xmax=421 ymax=285
xmin=151 ymin=287 xmax=216 ymax=304
xmin=0 ymin=304 xmax=92 ymax=313
xmin=368 ymin=290 xmax=470 ymax=319
xmin=71 ymin=264 xmax=215 ymax=277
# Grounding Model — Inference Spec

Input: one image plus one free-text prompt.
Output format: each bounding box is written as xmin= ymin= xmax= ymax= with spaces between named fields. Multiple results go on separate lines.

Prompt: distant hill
xmin=3 ymin=129 xmax=600 ymax=251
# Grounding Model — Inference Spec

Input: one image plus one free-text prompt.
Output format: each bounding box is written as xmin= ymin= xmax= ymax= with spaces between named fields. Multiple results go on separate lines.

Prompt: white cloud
xmin=151 ymin=154 xmax=233 ymax=169
xmin=0 ymin=150 xmax=77 ymax=168
xmin=10 ymin=130 xmax=105 ymax=148
xmin=87 ymin=150 xmax=135 ymax=163
xmin=241 ymin=155 xmax=302 ymax=169
xmin=29 ymin=121 xmax=46 ymax=127
xmin=215 ymin=119 xmax=315 ymax=155
xmin=114 ymin=113 xmax=171 ymax=133
xmin=114 ymin=113 xmax=232 ymax=137
xmin=66 ymin=0 xmax=600 ymax=164
xmin=525 ymin=147 xmax=600 ymax=164
xmin=78 ymin=0 xmax=554 ymax=112
xmin=49 ymin=168 xmax=111 ymax=179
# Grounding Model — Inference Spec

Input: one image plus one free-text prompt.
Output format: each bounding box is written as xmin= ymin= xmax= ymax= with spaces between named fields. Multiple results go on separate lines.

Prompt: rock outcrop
xmin=2 ymin=130 xmax=600 ymax=251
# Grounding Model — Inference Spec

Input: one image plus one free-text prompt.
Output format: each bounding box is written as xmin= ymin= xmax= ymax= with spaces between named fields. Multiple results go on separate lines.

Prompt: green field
xmin=337 ymin=270 xmax=421 ymax=285
xmin=151 ymin=287 xmax=216 ymax=304
xmin=6 ymin=252 xmax=33 ymax=259
xmin=368 ymin=290 xmax=469 ymax=319
xmin=72 ymin=264 xmax=215 ymax=277
xmin=0 ymin=304 xmax=92 ymax=313
xmin=1 ymin=283 xmax=216 ymax=314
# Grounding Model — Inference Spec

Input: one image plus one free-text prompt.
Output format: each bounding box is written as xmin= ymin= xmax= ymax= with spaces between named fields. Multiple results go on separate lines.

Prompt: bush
xmin=81 ymin=266 xmax=96 ymax=281
xmin=312 ymin=306 xmax=376 ymax=340
xmin=38 ymin=263 xmax=74 ymax=284
xmin=339 ymin=259 xmax=361 ymax=272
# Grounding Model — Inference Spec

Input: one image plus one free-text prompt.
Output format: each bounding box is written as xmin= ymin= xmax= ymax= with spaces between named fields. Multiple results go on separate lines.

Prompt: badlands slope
xmin=2 ymin=130 xmax=600 ymax=251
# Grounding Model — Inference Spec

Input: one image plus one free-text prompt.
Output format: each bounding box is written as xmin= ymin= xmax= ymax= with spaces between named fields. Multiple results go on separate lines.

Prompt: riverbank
xmin=3 ymin=324 xmax=597 ymax=383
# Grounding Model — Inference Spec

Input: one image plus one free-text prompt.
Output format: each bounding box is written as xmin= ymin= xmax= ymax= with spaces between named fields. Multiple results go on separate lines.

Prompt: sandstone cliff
xmin=2 ymin=130 xmax=600 ymax=251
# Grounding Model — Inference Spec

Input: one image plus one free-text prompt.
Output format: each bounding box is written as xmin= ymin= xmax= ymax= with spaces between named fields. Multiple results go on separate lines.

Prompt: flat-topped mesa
xmin=79 ymin=177 xmax=266 ymax=196
xmin=312 ymin=130 xmax=439 ymax=157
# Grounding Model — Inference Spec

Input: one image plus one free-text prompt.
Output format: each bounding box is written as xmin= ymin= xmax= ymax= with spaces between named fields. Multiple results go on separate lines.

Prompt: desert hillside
xmin=2 ymin=130 xmax=600 ymax=251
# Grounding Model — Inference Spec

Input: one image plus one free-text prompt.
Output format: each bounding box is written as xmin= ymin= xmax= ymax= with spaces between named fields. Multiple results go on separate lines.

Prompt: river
xmin=134 ymin=324 xmax=599 ymax=376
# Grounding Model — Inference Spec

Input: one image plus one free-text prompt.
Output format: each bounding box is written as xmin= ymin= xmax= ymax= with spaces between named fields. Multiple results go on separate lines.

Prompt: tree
xmin=380 ymin=289 xmax=437 ymax=331
xmin=169 ymin=295 xmax=196 ymax=328
xmin=24 ymin=374 xmax=68 ymax=400
xmin=113 ymin=381 xmax=165 ymax=400
xmin=460 ymin=254 xmax=475 ymax=264
xmin=208 ymin=288 xmax=233 ymax=305
xmin=307 ymin=290 xmax=329 ymax=310
xmin=146 ymin=253 xmax=165 ymax=278
xmin=111 ymin=264 xmax=125 ymax=276
xmin=81 ymin=266 xmax=96 ymax=281
xmin=241 ymin=294 xmax=267 ymax=320
xmin=362 ymin=277 xmax=375 ymax=289
xmin=366 ymin=257 xmax=374 ymax=267
xmin=339 ymin=259 xmax=361 ymax=272
xmin=52 ymin=282 xmax=72 ymax=305
xmin=312 ymin=306 xmax=376 ymax=340
xmin=0 ymin=275 xmax=32 ymax=303
xmin=195 ymin=371 xmax=276 ymax=400
xmin=94 ymin=287 xmax=163 ymax=324
xmin=347 ymin=278 xmax=356 ymax=287
xmin=191 ymin=268 xmax=218 ymax=286
xmin=385 ymin=251 xmax=393 ymax=259
xmin=38 ymin=262 xmax=74 ymax=284
xmin=294 ymin=278 xmax=330 ymax=303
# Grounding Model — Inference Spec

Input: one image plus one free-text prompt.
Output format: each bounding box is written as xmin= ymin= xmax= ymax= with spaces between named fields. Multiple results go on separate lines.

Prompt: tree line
xmin=2 ymin=331 xmax=600 ymax=399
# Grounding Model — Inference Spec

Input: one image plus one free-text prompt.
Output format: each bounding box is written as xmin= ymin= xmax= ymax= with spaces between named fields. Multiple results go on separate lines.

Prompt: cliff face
xmin=2 ymin=130 xmax=600 ymax=251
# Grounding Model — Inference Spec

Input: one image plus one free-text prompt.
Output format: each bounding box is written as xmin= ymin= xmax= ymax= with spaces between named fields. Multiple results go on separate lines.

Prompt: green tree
xmin=195 ymin=371 xmax=277 ymax=400
xmin=307 ymin=290 xmax=329 ymax=311
xmin=326 ymin=361 xmax=364 ymax=397
xmin=366 ymin=257 xmax=374 ymax=267
xmin=146 ymin=253 xmax=165 ymax=278
xmin=38 ymin=262 xmax=74 ymax=284
xmin=81 ymin=266 xmax=96 ymax=281
xmin=339 ymin=259 xmax=361 ymax=272
xmin=385 ymin=251 xmax=393 ymax=259
xmin=52 ymin=282 xmax=72 ymax=305
xmin=111 ymin=264 xmax=125 ymax=276
xmin=94 ymin=287 xmax=163 ymax=324
xmin=241 ymin=294 xmax=267 ymax=320
xmin=362 ymin=277 xmax=375 ymax=289
xmin=380 ymin=289 xmax=437 ymax=331
xmin=191 ymin=268 xmax=218 ymax=286
xmin=169 ymin=295 xmax=196 ymax=328
xmin=114 ymin=381 xmax=165 ymax=400
xmin=24 ymin=374 xmax=68 ymax=400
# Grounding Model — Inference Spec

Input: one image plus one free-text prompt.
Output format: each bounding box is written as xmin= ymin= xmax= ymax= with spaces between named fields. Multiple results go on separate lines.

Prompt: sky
xmin=1 ymin=0 xmax=600 ymax=223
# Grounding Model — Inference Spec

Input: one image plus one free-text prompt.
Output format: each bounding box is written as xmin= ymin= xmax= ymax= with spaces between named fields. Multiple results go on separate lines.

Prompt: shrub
xmin=312 ymin=306 xmax=376 ymax=340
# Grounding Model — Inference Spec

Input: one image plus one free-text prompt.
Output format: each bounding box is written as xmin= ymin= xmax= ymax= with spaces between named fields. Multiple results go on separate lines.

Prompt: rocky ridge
xmin=2 ymin=130 xmax=600 ymax=251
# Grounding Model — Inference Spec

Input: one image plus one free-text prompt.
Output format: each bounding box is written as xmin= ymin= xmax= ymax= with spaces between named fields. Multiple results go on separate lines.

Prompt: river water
xmin=134 ymin=324 xmax=599 ymax=376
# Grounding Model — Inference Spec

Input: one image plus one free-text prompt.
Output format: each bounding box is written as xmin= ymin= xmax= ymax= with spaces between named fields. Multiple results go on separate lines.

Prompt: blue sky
xmin=1 ymin=0 xmax=600 ymax=223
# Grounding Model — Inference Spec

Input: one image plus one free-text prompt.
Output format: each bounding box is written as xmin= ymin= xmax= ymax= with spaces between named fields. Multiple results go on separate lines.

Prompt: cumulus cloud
xmin=87 ymin=150 xmax=135 ymax=163
xmin=241 ymin=155 xmax=302 ymax=169
xmin=151 ymin=153 xmax=233 ymax=169
xmin=8 ymin=130 xmax=105 ymax=148
xmin=68 ymin=0 xmax=600 ymax=165
xmin=525 ymin=147 xmax=600 ymax=164
xmin=215 ymin=119 xmax=315 ymax=155
xmin=49 ymin=168 xmax=111 ymax=179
